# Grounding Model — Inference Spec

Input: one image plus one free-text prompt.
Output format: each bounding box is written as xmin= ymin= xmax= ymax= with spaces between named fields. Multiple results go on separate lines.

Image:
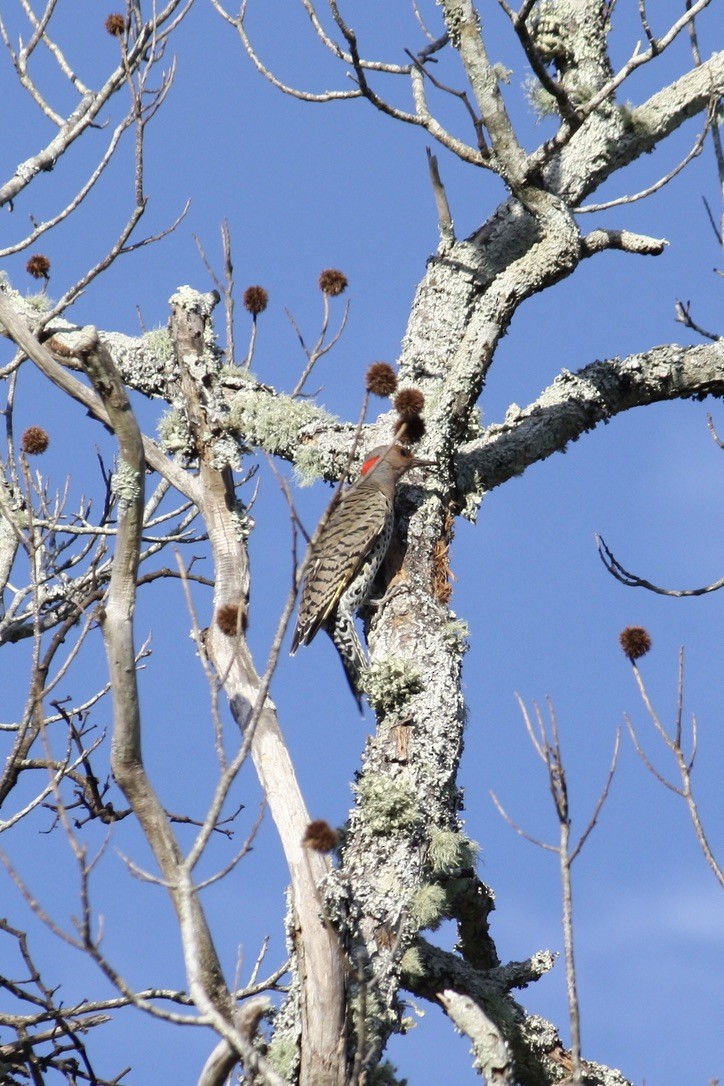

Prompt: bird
xmin=290 ymin=444 xmax=428 ymax=707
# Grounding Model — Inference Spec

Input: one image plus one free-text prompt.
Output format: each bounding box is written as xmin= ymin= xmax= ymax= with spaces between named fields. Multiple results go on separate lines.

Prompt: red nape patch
xmin=361 ymin=454 xmax=381 ymax=476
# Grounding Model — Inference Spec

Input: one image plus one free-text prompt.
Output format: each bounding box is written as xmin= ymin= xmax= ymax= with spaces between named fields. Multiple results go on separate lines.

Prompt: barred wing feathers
xmin=290 ymin=484 xmax=390 ymax=653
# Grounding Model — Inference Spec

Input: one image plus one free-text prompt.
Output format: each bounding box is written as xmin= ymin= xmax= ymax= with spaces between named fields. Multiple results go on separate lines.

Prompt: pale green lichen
xmin=464 ymin=406 xmax=484 ymax=441
xmin=619 ymin=102 xmax=657 ymax=138
xmin=443 ymin=616 xmax=470 ymax=654
xmin=428 ymin=827 xmax=479 ymax=874
xmin=104 ymin=330 xmax=174 ymax=397
xmin=461 ymin=489 xmax=484 ymax=522
xmin=229 ymin=388 xmax=333 ymax=455
xmin=157 ymin=409 xmax=194 ymax=455
xmin=492 ymin=62 xmax=512 ymax=84
xmin=373 ymin=867 xmax=408 ymax=896
xmin=10 ymin=506 xmax=29 ymax=530
xmin=350 ymin=987 xmax=385 ymax=1023
xmin=363 ymin=658 xmax=422 ymax=715
xmin=266 ymin=1034 xmax=298 ymax=1081
xmin=220 ymin=363 xmax=254 ymax=383
xmin=349 ymin=990 xmax=396 ymax=1060
xmin=400 ymin=945 xmax=425 ymax=979
xmin=563 ymin=79 xmax=597 ymax=108
xmin=23 ymin=291 xmax=54 ymax=313
xmin=355 ymin=773 xmax=419 ymax=835
xmin=529 ymin=0 xmax=571 ymax=61
xmin=170 ymin=284 xmax=218 ymax=321
xmin=230 ymin=501 xmax=255 ymax=542
xmin=527 ymin=70 xmax=599 ymax=117
xmin=111 ymin=461 xmax=142 ymax=507
xmin=524 ymin=76 xmax=558 ymax=121
xmin=209 ymin=431 xmax=242 ymax=472
xmin=443 ymin=7 xmax=464 ymax=50
xmin=293 ymin=445 xmax=330 ymax=487
xmin=410 ymin=883 xmax=448 ymax=931
xmin=141 ymin=327 xmax=174 ymax=365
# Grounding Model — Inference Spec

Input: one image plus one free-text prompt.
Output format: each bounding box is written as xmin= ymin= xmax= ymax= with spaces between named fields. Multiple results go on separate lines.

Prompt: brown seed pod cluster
xmin=105 ymin=13 xmax=125 ymax=35
xmin=243 ymin=285 xmax=268 ymax=315
xmin=21 ymin=426 xmax=50 ymax=455
xmin=398 ymin=413 xmax=426 ymax=444
xmin=303 ymin=819 xmax=339 ymax=852
xmin=394 ymin=388 xmax=425 ymax=419
xmin=216 ymin=602 xmax=248 ymax=637
xmin=364 ymin=368 xmax=427 ymax=445
xmin=393 ymin=387 xmax=426 ymax=444
xmin=26 ymin=254 xmax=51 ymax=280
xmin=619 ymin=625 xmax=652 ymax=661
xmin=366 ymin=362 xmax=398 ymax=398
xmin=318 ymin=269 xmax=348 ymax=296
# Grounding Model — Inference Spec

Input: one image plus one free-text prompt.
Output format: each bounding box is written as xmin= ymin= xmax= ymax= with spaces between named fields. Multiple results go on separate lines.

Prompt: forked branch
xmin=625 ymin=649 xmax=723 ymax=889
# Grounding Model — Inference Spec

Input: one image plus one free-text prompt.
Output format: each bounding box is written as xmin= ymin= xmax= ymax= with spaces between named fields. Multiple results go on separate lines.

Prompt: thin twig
xmin=577 ymin=103 xmax=714 ymax=213
xmin=626 ymin=654 xmax=724 ymax=889
xmin=597 ymin=534 xmax=724 ymax=596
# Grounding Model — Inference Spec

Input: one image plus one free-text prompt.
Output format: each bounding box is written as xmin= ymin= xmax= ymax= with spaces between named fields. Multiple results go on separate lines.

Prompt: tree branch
xmin=404 ymin=938 xmax=632 ymax=1086
xmin=0 ymin=291 xmax=198 ymax=501
xmin=458 ymin=341 xmax=724 ymax=498
xmin=169 ymin=287 xmax=347 ymax=1086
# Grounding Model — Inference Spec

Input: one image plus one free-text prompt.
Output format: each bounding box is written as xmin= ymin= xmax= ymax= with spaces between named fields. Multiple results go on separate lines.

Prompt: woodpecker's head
xmin=359 ymin=444 xmax=433 ymax=482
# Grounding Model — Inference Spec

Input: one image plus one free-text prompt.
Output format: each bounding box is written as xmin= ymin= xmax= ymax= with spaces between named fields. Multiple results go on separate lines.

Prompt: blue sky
xmin=1 ymin=2 xmax=722 ymax=1084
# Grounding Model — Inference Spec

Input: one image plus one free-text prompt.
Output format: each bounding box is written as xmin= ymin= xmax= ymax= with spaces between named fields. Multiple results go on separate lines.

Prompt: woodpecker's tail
xmin=326 ymin=610 xmax=366 ymax=713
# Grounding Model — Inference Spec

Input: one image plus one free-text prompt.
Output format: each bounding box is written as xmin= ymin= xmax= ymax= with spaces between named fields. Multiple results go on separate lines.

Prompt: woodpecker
xmin=291 ymin=444 xmax=426 ymax=706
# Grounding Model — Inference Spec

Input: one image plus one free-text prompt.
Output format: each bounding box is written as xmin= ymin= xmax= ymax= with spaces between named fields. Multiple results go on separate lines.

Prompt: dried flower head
xmin=21 ymin=426 xmax=50 ymax=455
xmin=105 ymin=13 xmax=125 ymax=35
xmin=303 ymin=819 xmax=338 ymax=853
xmin=26 ymin=254 xmax=50 ymax=280
xmin=243 ymin=285 xmax=268 ymax=315
xmin=318 ymin=269 xmax=348 ymax=296
xmin=394 ymin=388 xmax=425 ymax=418
xmin=397 ymin=414 xmax=426 ymax=443
xmin=619 ymin=625 xmax=652 ymax=661
xmin=366 ymin=362 xmax=397 ymax=397
xmin=216 ymin=602 xmax=248 ymax=636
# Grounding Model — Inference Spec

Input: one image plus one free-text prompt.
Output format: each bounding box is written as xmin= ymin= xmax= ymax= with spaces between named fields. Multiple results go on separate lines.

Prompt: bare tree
xmin=0 ymin=2 xmax=722 ymax=1085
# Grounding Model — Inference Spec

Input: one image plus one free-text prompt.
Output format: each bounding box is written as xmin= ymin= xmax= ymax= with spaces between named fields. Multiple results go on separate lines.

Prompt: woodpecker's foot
xmin=365 ymin=579 xmax=409 ymax=617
